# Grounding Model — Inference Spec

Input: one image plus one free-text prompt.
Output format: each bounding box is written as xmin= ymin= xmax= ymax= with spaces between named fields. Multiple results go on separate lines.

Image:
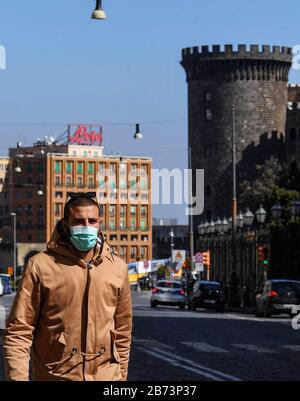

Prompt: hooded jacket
xmin=3 ymin=221 xmax=132 ymax=381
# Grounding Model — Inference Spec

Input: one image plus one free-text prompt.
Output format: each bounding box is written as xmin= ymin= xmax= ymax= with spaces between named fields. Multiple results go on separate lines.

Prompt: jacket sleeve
xmin=3 ymin=259 xmax=41 ymax=381
xmin=114 ymin=261 xmax=132 ymax=381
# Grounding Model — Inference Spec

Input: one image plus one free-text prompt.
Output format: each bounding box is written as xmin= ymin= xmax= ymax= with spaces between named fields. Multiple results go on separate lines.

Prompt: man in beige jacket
xmin=3 ymin=193 xmax=132 ymax=381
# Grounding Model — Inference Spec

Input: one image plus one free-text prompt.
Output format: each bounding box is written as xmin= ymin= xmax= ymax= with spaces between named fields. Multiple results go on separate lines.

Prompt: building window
xmin=78 ymin=176 xmax=83 ymax=188
xmin=27 ymin=163 xmax=33 ymax=173
xmin=130 ymin=180 xmax=136 ymax=189
xmin=77 ymin=162 xmax=83 ymax=174
xmin=141 ymin=194 xmax=148 ymax=201
xmin=66 ymin=176 xmax=72 ymax=187
xmin=27 ymin=191 xmax=33 ymax=199
xmin=109 ymin=179 xmax=116 ymax=189
xmin=130 ymin=219 xmax=136 ymax=230
xmin=120 ymin=205 xmax=127 ymax=217
xmin=120 ymin=179 xmax=126 ymax=189
xmin=88 ymin=162 xmax=94 ymax=175
xmin=99 ymin=178 xmax=106 ymax=189
xmin=38 ymin=162 xmax=44 ymax=173
xmin=73 ymin=151 xmax=77 ymax=156
xmin=130 ymin=246 xmax=138 ymax=259
xmin=109 ymin=205 xmax=116 ymax=217
xmin=205 ymin=92 xmax=212 ymax=101
xmin=55 ymin=161 xmax=61 ymax=173
xmin=55 ymin=191 xmax=63 ymax=198
xmin=120 ymin=218 xmax=126 ymax=230
xmin=88 ymin=177 xmax=94 ymax=189
xmin=141 ymin=205 xmax=147 ymax=217
xmin=141 ymin=219 xmax=147 ymax=231
xmin=120 ymin=193 xmax=127 ymax=201
xmin=120 ymin=246 xmax=127 ymax=258
xmin=55 ymin=177 xmax=61 ymax=187
xmin=110 ymin=164 xmax=116 ymax=174
xmin=83 ymin=151 xmax=88 ymax=157
xmin=130 ymin=206 xmax=137 ymax=216
xmin=109 ymin=220 xmax=116 ymax=230
xmin=66 ymin=161 xmax=72 ymax=174
xmin=141 ymin=178 xmax=148 ymax=190
xmin=98 ymin=192 xmax=106 ymax=200
xmin=141 ymin=164 xmax=148 ymax=176
xmin=94 ymin=152 xmax=98 ymax=157
xmin=140 ymin=246 xmax=147 ymax=259
xmin=99 ymin=163 xmax=105 ymax=173
xmin=205 ymin=108 xmax=212 ymax=121
xmin=55 ymin=203 xmax=62 ymax=217
xmin=130 ymin=164 xmax=137 ymax=175
xmin=99 ymin=204 xmax=105 ymax=217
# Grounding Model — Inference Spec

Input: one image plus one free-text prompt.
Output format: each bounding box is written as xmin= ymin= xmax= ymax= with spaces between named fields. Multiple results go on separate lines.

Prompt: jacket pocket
xmin=44 ymin=331 xmax=68 ymax=370
xmin=110 ymin=329 xmax=120 ymax=364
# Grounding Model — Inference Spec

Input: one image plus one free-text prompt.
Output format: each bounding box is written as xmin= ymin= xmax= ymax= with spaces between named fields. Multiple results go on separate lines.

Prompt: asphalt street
xmin=0 ymin=291 xmax=299 ymax=381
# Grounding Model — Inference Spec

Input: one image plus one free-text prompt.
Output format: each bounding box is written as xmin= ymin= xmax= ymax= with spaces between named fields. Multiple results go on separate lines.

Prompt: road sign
xmin=194 ymin=252 xmax=203 ymax=263
xmin=195 ymin=263 xmax=204 ymax=272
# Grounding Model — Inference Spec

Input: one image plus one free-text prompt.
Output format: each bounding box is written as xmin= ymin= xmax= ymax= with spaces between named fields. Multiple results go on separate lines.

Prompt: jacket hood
xmin=46 ymin=219 xmax=114 ymax=267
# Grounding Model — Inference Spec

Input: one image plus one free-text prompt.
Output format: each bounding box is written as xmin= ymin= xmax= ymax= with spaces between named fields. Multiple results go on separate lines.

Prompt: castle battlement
xmin=182 ymin=44 xmax=292 ymax=60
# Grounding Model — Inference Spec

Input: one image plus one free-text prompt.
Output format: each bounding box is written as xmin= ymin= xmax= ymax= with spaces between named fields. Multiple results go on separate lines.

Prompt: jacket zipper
xmin=82 ymin=262 xmax=92 ymax=380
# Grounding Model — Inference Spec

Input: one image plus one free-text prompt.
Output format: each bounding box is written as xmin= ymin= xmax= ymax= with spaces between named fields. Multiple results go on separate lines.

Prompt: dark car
xmin=255 ymin=279 xmax=300 ymax=318
xmin=187 ymin=280 xmax=225 ymax=312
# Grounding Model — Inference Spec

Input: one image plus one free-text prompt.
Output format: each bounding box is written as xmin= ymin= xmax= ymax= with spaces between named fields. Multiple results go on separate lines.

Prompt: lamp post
xmin=230 ymin=104 xmax=239 ymax=306
xmin=169 ymin=227 xmax=174 ymax=259
xmin=10 ymin=212 xmax=16 ymax=291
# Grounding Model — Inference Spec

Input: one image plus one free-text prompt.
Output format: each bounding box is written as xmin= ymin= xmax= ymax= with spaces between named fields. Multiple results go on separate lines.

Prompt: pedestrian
xmin=3 ymin=192 xmax=132 ymax=381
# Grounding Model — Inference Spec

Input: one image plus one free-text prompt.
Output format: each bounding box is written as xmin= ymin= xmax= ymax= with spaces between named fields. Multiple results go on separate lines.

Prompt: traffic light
xmin=202 ymin=251 xmax=210 ymax=266
xmin=262 ymin=246 xmax=269 ymax=267
xmin=258 ymin=245 xmax=269 ymax=266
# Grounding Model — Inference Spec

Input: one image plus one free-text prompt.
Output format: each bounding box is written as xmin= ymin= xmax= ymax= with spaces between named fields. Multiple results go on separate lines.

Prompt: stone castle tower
xmin=181 ymin=44 xmax=293 ymax=224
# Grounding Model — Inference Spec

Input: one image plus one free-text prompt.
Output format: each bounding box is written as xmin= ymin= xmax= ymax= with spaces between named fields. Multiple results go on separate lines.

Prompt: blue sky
xmin=0 ymin=0 xmax=300 ymax=223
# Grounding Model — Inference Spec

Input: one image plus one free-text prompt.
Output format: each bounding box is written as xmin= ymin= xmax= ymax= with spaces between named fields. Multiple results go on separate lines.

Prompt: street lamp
xmin=222 ymin=217 xmax=229 ymax=233
xmin=133 ymin=124 xmax=143 ymax=140
xmin=290 ymin=200 xmax=300 ymax=216
xmin=243 ymin=208 xmax=254 ymax=227
xmin=255 ymin=204 xmax=267 ymax=225
xmin=169 ymin=227 xmax=174 ymax=258
xmin=237 ymin=211 xmax=244 ymax=229
xmin=10 ymin=213 xmax=17 ymax=291
xmin=271 ymin=203 xmax=283 ymax=220
xmin=91 ymin=0 xmax=106 ymax=20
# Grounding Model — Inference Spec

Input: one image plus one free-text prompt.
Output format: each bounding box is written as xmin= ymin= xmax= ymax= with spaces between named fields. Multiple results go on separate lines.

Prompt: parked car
xmin=0 ymin=276 xmax=3 ymax=296
xmin=0 ymin=274 xmax=12 ymax=295
xmin=187 ymin=280 xmax=225 ymax=312
xmin=150 ymin=280 xmax=186 ymax=309
xmin=255 ymin=279 xmax=300 ymax=318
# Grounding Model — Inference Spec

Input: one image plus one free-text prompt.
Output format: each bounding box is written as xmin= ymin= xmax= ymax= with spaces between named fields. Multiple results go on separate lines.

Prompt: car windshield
xmin=199 ymin=283 xmax=221 ymax=291
xmin=272 ymin=282 xmax=300 ymax=294
xmin=157 ymin=281 xmax=181 ymax=289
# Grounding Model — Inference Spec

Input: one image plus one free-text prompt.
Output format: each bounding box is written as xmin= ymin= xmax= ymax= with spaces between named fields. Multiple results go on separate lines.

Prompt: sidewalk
xmin=225 ymin=305 xmax=255 ymax=315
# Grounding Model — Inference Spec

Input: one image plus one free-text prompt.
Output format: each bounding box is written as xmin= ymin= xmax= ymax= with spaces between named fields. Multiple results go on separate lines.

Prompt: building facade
xmin=181 ymin=44 xmax=293 ymax=224
xmin=2 ymin=135 xmax=152 ymax=264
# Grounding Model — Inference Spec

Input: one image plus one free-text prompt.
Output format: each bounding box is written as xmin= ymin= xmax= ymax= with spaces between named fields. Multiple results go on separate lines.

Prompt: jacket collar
xmin=46 ymin=219 xmax=114 ymax=267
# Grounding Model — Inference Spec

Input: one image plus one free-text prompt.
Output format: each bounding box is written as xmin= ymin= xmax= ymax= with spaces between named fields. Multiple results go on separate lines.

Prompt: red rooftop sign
xmin=68 ymin=124 xmax=103 ymax=146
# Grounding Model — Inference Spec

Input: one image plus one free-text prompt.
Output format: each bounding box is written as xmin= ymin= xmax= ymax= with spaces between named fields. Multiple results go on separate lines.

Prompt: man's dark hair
xmin=63 ymin=196 xmax=101 ymax=221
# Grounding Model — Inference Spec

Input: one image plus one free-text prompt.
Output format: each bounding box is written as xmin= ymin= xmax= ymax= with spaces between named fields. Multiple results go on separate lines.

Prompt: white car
xmin=0 ymin=278 xmax=3 ymax=296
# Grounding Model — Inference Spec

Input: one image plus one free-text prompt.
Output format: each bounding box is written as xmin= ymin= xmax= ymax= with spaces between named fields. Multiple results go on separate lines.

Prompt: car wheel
xmin=263 ymin=304 xmax=272 ymax=318
xmin=179 ymin=303 xmax=185 ymax=310
xmin=150 ymin=301 xmax=157 ymax=308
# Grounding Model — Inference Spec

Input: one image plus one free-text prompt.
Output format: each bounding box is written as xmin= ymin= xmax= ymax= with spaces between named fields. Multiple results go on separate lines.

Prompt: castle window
xmin=289 ymin=128 xmax=297 ymax=141
xmin=205 ymin=108 xmax=212 ymax=121
xmin=205 ymin=92 xmax=212 ymax=101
